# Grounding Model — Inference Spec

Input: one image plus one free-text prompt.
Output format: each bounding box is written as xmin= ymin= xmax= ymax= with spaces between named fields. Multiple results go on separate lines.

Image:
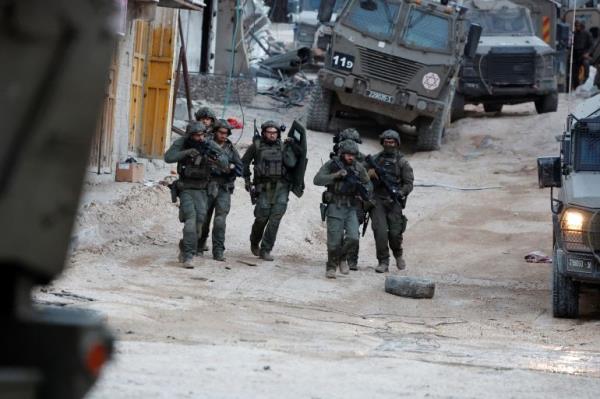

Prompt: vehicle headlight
xmin=564 ymin=209 xmax=584 ymax=231
xmin=561 ymin=209 xmax=591 ymax=252
xmin=536 ymin=54 xmax=555 ymax=77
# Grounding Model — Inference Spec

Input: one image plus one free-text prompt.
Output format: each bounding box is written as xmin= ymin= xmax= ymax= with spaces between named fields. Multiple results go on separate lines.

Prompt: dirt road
xmin=37 ymin=96 xmax=600 ymax=398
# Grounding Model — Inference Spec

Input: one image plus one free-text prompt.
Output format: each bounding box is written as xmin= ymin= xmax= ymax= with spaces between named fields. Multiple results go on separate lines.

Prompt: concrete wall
xmin=112 ymin=10 xmax=136 ymax=166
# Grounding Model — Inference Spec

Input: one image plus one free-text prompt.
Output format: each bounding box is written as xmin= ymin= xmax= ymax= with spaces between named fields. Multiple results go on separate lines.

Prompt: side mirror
xmin=464 ymin=24 xmax=482 ymax=59
xmin=318 ymin=0 xmax=336 ymax=23
xmin=537 ymin=157 xmax=562 ymax=188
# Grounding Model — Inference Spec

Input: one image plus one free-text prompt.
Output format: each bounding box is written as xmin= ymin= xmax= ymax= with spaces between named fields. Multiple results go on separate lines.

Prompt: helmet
xmin=214 ymin=119 xmax=232 ymax=136
xmin=379 ymin=129 xmax=401 ymax=145
xmin=194 ymin=107 xmax=216 ymax=122
xmin=338 ymin=139 xmax=359 ymax=155
xmin=261 ymin=120 xmax=283 ymax=137
xmin=186 ymin=121 xmax=206 ymax=135
xmin=339 ymin=128 xmax=362 ymax=143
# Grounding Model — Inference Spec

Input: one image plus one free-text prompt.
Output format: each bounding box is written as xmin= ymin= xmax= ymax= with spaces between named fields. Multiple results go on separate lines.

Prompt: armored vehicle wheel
xmin=535 ymin=93 xmax=558 ymax=114
xmin=552 ymin=248 xmax=579 ymax=318
xmin=307 ymin=81 xmax=332 ymax=132
xmin=416 ymin=116 xmax=444 ymax=151
xmin=451 ymin=93 xmax=465 ymax=122
xmin=483 ymin=103 xmax=503 ymax=113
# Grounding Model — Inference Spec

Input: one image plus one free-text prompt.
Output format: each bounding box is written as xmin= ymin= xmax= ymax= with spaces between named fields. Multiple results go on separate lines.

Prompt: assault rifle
xmin=331 ymin=157 xmax=370 ymax=202
xmin=365 ymin=154 xmax=407 ymax=208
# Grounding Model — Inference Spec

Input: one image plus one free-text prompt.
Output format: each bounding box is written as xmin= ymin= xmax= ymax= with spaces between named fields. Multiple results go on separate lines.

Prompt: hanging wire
xmin=567 ymin=3 xmax=577 ymax=115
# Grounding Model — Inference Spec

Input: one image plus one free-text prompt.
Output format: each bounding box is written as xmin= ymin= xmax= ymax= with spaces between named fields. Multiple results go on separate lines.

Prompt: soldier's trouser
xmin=371 ymin=197 xmax=407 ymax=262
xmin=199 ymin=203 xmax=214 ymax=249
xmin=345 ymin=207 xmax=365 ymax=265
xmin=208 ymin=186 xmax=231 ymax=255
xmin=250 ymin=182 xmax=289 ymax=252
xmin=179 ymin=189 xmax=209 ymax=258
xmin=326 ymin=204 xmax=359 ymax=271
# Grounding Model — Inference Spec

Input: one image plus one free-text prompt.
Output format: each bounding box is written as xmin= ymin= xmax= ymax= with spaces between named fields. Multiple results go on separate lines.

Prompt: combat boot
xmin=375 ymin=259 xmax=389 ymax=273
xmin=251 ymin=242 xmax=260 ymax=256
xmin=182 ymin=256 xmax=194 ymax=269
xmin=213 ymin=252 xmax=226 ymax=262
xmin=348 ymin=260 xmax=358 ymax=271
xmin=326 ymin=269 xmax=336 ymax=279
xmin=259 ymin=250 xmax=274 ymax=261
xmin=395 ymin=256 xmax=406 ymax=270
xmin=339 ymin=260 xmax=350 ymax=275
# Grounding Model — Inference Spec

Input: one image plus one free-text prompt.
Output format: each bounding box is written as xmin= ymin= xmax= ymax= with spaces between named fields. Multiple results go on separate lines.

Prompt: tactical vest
xmin=327 ymin=158 xmax=360 ymax=198
xmin=373 ymin=152 xmax=403 ymax=193
xmin=253 ymin=138 xmax=284 ymax=181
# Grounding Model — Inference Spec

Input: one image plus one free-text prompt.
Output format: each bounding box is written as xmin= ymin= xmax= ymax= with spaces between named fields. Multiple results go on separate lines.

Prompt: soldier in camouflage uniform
xmin=198 ymin=119 xmax=243 ymax=261
xmin=242 ymin=121 xmax=298 ymax=261
xmin=314 ymin=140 xmax=372 ymax=279
xmin=194 ymin=106 xmax=217 ymax=138
xmin=331 ymin=128 xmax=367 ymax=271
xmin=367 ymin=130 xmax=414 ymax=273
xmin=164 ymin=121 xmax=229 ymax=268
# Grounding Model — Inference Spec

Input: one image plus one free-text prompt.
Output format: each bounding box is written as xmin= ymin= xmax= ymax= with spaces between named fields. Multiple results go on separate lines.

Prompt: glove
xmin=368 ymin=169 xmax=379 ymax=180
xmin=334 ymin=169 xmax=347 ymax=179
xmin=183 ymin=148 xmax=200 ymax=158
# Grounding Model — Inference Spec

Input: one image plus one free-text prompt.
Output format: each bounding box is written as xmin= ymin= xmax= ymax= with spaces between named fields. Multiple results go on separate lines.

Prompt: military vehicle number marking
xmin=367 ymin=90 xmax=394 ymax=104
xmin=567 ymin=257 xmax=593 ymax=273
xmin=332 ymin=52 xmax=355 ymax=71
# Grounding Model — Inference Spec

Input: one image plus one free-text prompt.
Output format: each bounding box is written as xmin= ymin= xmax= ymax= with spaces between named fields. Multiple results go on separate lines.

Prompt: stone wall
xmin=179 ymin=73 xmax=257 ymax=105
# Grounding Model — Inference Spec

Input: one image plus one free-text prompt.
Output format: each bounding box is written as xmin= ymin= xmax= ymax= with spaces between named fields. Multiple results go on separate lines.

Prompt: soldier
xmin=198 ymin=119 xmax=243 ymax=261
xmin=314 ymin=140 xmax=372 ymax=279
xmin=164 ymin=121 xmax=229 ymax=268
xmin=367 ymin=130 xmax=414 ymax=273
xmin=194 ymin=106 xmax=217 ymax=137
xmin=331 ymin=128 xmax=367 ymax=271
xmin=242 ymin=120 xmax=298 ymax=261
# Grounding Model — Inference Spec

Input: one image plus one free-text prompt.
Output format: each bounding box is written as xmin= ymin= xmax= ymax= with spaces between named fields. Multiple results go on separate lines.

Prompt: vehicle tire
xmin=483 ymin=103 xmax=503 ymax=113
xmin=552 ymin=247 xmax=579 ymax=318
xmin=451 ymin=92 xmax=465 ymax=122
xmin=307 ymin=81 xmax=332 ymax=132
xmin=416 ymin=116 xmax=444 ymax=151
xmin=535 ymin=92 xmax=559 ymax=114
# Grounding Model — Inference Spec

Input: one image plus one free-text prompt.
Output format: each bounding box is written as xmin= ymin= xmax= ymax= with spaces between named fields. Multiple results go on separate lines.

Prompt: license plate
xmin=367 ymin=90 xmax=394 ymax=104
xmin=567 ymin=257 xmax=593 ymax=273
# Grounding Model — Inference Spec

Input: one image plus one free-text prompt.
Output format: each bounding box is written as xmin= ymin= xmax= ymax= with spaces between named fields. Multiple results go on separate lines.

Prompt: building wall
xmin=180 ymin=10 xmax=205 ymax=74
xmin=113 ymin=11 xmax=136 ymax=165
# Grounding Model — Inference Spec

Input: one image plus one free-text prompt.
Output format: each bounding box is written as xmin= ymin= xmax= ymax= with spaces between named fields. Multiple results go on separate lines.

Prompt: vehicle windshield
xmin=576 ymin=134 xmax=600 ymax=171
xmin=402 ymin=8 xmax=450 ymax=51
xmin=343 ymin=0 xmax=400 ymax=40
xmin=469 ymin=8 xmax=534 ymax=36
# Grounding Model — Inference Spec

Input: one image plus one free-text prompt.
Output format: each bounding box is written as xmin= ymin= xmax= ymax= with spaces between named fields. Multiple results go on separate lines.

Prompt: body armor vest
xmin=254 ymin=139 xmax=284 ymax=181
xmin=373 ymin=152 xmax=402 ymax=194
xmin=328 ymin=159 xmax=360 ymax=197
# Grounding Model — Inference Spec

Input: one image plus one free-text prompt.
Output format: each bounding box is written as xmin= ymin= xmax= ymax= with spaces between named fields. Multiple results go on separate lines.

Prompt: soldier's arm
xmin=400 ymin=158 xmax=414 ymax=197
xmin=207 ymin=140 xmax=229 ymax=170
xmin=357 ymin=163 xmax=373 ymax=194
xmin=230 ymin=146 xmax=243 ymax=176
xmin=313 ymin=161 xmax=338 ymax=186
xmin=163 ymin=137 xmax=187 ymax=163
xmin=241 ymin=144 xmax=256 ymax=182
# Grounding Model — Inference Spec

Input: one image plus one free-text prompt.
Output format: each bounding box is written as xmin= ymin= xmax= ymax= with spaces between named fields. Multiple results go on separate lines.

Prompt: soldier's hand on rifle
xmin=334 ymin=168 xmax=347 ymax=179
xmin=183 ymin=148 xmax=200 ymax=158
xmin=368 ymin=169 xmax=379 ymax=180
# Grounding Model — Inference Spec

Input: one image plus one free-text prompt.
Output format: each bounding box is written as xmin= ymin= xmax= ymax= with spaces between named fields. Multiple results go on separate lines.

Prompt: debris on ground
xmin=524 ymin=251 xmax=552 ymax=264
xmin=385 ymin=276 xmax=436 ymax=299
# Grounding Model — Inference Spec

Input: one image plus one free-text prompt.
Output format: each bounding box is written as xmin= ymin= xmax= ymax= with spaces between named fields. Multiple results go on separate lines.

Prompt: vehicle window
xmin=469 ymin=8 xmax=534 ymax=36
xmin=403 ymin=8 xmax=450 ymax=51
xmin=343 ymin=0 xmax=400 ymax=40
xmin=576 ymin=134 xmax=600 ymax=171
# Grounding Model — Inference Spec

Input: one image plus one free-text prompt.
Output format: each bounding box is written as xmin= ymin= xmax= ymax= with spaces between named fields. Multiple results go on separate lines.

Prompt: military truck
xmin=538 ymin=94 xmax=600 ymax=318
xmin=307 ymin=0 xmax=481 ymax=151
xmin=1 ymin=1 xmax=115 ymax=397
xmin=453 ymin=0 xmax=558 ymax=119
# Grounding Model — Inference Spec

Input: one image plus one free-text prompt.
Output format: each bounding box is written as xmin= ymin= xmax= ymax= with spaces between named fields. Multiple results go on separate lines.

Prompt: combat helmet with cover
xmin=338 ymin=139 xmax=359 ymax=155
xmin=186 ymin=121 xmax=206 ymax=136
xmin=194 ymin=106 xmax=216 ymax=122
xmin=380 ymin=129 xmax=401 ymax=145
xmin=214 ymin=119 xmax=232 ymax=136
xmin=339 ymin=128 xmax=362 ymax=143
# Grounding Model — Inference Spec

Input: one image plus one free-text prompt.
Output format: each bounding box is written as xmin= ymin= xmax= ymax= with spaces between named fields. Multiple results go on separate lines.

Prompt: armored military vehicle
xmin=538 ymin=94 xmax=600 ymax=318
xmin=1 ymin=1 xmax=115 ymax=397
xmin=307 ymin=0 xmax=481 ymax=151
xmin=453 ymin=0 xmax=558 ymax=119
